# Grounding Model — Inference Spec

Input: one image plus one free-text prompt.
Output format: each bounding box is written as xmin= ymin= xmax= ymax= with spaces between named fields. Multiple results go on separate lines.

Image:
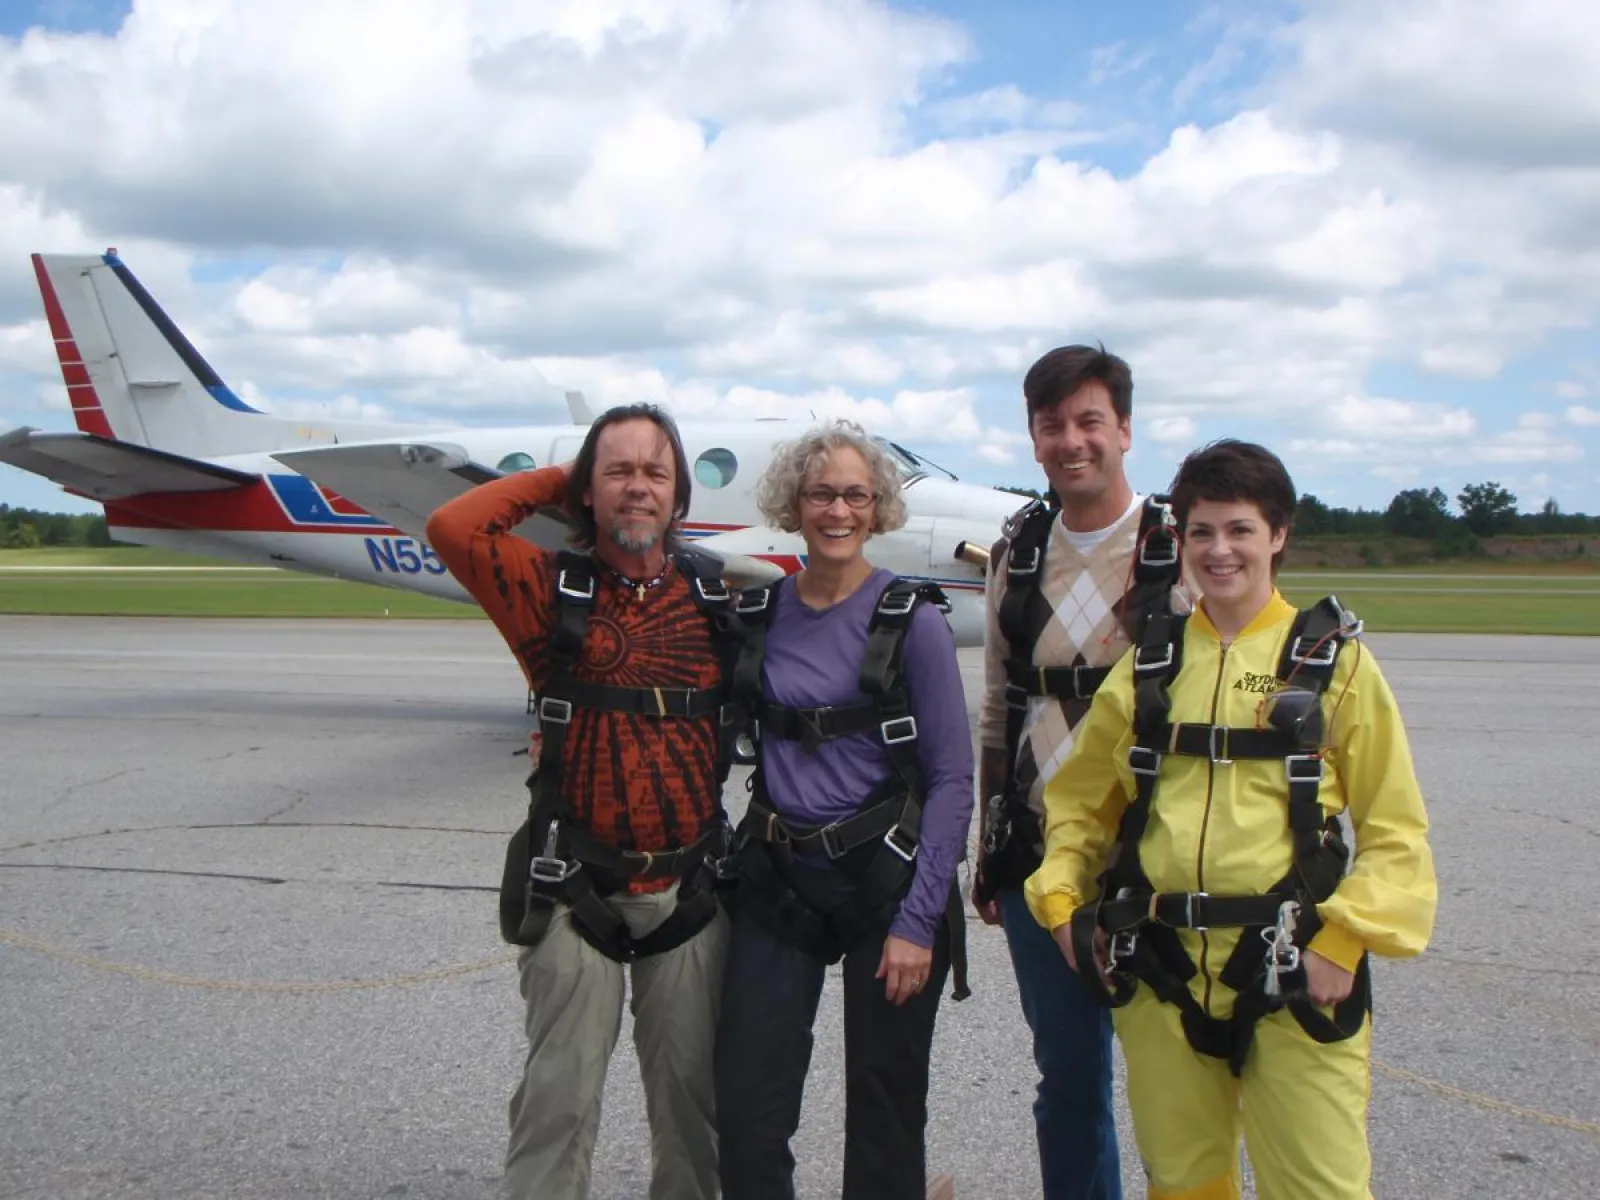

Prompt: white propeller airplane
xmin=1 ymin=251 xmax=1026 ymax=644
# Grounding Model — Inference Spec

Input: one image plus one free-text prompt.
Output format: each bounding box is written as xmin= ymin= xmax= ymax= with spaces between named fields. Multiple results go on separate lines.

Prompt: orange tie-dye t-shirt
xmin=426 ymin=467 xmax=725 ymax=861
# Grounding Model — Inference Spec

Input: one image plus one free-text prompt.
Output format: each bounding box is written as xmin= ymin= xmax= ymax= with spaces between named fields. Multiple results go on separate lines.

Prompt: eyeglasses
xmin=800 ymin=486 xmax=876 ymax=509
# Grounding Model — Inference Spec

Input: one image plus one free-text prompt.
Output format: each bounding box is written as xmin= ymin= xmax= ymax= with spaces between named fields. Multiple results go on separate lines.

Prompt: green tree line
xmin=997 ymin=481 xmax=1599 ymax=555
xmin=0 ymin=505 xmax=114 ymax=549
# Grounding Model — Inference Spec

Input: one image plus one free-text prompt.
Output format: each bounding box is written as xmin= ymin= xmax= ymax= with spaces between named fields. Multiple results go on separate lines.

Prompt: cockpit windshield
xmin=876 ymin=437 xmax=958 ymax=483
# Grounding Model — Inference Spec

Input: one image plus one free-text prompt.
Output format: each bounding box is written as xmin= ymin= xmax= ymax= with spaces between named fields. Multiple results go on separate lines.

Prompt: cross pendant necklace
xmin=602 ymin=556 xmax=673 ymax=601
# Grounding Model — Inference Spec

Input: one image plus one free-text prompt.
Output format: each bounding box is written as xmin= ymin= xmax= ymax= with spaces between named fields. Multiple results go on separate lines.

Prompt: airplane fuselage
xmin=105 ymin=420 xmax=1025 ymax=646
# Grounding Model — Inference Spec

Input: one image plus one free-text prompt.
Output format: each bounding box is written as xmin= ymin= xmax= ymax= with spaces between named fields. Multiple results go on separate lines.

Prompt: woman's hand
xmin=876 ymin=935 xmax=934 ymax=1006
xmin=1303 ymin=949 xmax=1355 ymax=1005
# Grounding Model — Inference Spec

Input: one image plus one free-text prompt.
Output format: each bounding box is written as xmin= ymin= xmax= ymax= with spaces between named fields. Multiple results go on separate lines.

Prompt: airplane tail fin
xmin=30 ymin=252 xmax=407 ymax=460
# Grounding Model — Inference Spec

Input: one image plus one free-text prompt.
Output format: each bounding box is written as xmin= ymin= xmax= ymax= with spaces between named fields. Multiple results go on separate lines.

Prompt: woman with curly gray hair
xmin=714 ymin=420 xmax=973 ymax=1200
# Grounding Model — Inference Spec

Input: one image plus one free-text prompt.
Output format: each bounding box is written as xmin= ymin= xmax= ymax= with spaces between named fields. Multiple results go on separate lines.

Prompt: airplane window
xmin=876 ymin=437 xmax=957 ymax=482
xmin=497 ymin=452 xmax=537 ymax=473
xmin=695 ymin=448 xmax=738 ymax=489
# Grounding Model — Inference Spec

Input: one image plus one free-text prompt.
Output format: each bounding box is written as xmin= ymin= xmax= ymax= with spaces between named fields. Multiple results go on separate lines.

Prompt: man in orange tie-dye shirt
xmin=427 ymin=403 xmax=731 ymax=1200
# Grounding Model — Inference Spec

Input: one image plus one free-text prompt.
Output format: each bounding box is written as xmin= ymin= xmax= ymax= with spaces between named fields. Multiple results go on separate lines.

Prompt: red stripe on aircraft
xmin=32 ymin=256 xmax=116 ymax=439
xmin=103 ymin=480 xmax=402 ymax=536
xmin=31 ymin=255 xmax=74 ymax=341
xmin=319 ymin=487 xmax=369 ymax=517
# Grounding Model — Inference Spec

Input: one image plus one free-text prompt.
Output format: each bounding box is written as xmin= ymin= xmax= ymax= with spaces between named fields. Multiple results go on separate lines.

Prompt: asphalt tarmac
xmin=1 ymin=617 xmax=1596 ymax=1199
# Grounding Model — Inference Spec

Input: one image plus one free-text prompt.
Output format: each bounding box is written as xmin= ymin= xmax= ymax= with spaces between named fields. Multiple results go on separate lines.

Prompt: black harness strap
xmin=979 ymin=495 xmax=1182 ymax=902
xmin=1077 ymin=596 xmax=1370 ymax=1075
xmin=498 ymin=549 xmax=739 ymax=961
xmin=727 ymin=577 xmax=970 ymax=1001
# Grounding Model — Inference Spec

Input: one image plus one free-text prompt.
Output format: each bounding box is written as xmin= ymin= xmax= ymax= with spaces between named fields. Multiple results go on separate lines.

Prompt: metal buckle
xmin=1185 ymin=891 xmax=1210 ymax=932
xmin=695 ymin=577 xmax=729 ymax=603
xmin=735 ymin=588 xmax=770 ymax=614
xmin=529 ymin=819 xmax=576 ymax=884
xmin=557 ymin=569 xmax=596 ymax=600
xmin=882 ymin=824 xmax=919 ymax=863
xmin=818 ymin=822 xmax=849 ymax=860
xmin=1267 ymin=941 xmax=1301 ymax=972
xmin=537 ymin=697 xmax=573 ymax=726
xmin=1009 ymin=546 xmax=1041 ymax=576
xmin=1209 ymin=726 xmax=1232 ymax=766
xmin=1109 ymin=929 xmax=1139 ymax=965
xmin=529 ymin=855 xmax=576 ymax=884
xmin=1004 ymin=682 xmax=1029 ymax=711
xmin=1139 ymin=534 xmax=1179 ymax=568
xmin=1285 ymin=754 xmax=1325 ymax=783
xmin=880 ymin=716 xmax=918 ymax=745
xmin=877 ymin=589 xmax=917 ymax=617
xmin=1134 ymin=642 xmax=1174 ymax=673
xmin=1289 ymin=634 xmax=1337 ymax=667
xmin=1128 ymin=745 xmax=1162 ymax=776
xmin=1330 ymin=594 xmax=1364 ymax=639
xmin=1072 ymin=665 xmax=1098 ymax=699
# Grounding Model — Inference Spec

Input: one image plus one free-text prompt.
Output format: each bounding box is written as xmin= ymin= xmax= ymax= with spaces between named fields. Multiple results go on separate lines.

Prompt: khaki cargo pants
xmin=503 ymin=889 xmax=729 ymax=1200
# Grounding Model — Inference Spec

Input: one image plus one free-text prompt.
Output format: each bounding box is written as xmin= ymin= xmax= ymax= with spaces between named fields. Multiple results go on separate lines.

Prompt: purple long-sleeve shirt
xmin=758 ymin=569 xmax=976 ymax=949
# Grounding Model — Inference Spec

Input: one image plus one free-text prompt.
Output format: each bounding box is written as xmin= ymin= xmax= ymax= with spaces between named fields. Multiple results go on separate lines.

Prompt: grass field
xmin=1 ymin=548 xmax=1597 ymax=633
xmin=0 ymin=546 xmax=474 ymax=618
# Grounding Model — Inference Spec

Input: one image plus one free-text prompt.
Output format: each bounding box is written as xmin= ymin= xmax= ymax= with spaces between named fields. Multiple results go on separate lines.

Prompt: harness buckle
xmin=1139 ymin=534 xmax=1179 ymax=568
xmin=537 ymin=697 xmax=574 ymax=726
xmin=1108 ymin=928 xmax=1139 ymax=966
xmin=882 ymin=823 xmax=919 ymax=864
xmin=1208 ymin=725 xmax=1233 ymax=766
xmin=818 ymin=821 xmax=850 ymax=860
xmin=1009 ymin=546 xmax=1041 ymax=577
xmin=877 ymin=589 xmax=917 ymax=617
xmin=735 ymin=588 xmax=770 ymax=615
xmin=1003 ymin=682 xmax=1029 ymax=711
xmin=557 ymin=569 xmax=596 ymax=601
xmin=880 ymin=716 xmax=918 ymax=745
xmin=1285 ymin=754 xmax=1325 ymax=784
xmin=1186 ymin=891 xmax=1210 ymax=932
xmin=529 ymin=819 xmax=577 ymax=885
xmin=694 ymin=577 xmax=730 ymax=603
xmin=1128 ymin=745 xmax=1162 ymax=776
xmin=1262 ymin=900 xmax=1302 ymax=997
xmin=1133 ymin=642 xmax=1174 ymax=673
xmin=1289 ymin=634 xmax=1338 ymax=667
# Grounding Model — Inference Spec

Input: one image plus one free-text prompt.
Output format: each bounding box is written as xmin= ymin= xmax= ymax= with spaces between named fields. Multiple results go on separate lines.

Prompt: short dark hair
xmin=1168 ymin=439 xmax=1297 ymax=573
xmin=1023 ymin=343 xmax=1133 ymax=424
xmin=563 ymin=403 xmax=692 ymax=549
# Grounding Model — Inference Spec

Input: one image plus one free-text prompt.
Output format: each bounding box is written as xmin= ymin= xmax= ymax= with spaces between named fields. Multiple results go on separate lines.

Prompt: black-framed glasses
xmin=801 ymin=486 xmax=876 ymax=509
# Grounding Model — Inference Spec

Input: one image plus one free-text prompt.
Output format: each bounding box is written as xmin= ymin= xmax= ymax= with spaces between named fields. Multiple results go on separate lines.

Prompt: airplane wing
xmin=272 ymin=441 xmax=571 ymax=549
xmin=0 ymin=426 xmax=256 ymax=500
xmin=275 ymin=440 xmax=788 ymax=588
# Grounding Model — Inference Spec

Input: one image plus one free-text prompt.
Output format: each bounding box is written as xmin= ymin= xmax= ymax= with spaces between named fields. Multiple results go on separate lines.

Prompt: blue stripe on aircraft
xmin=268 ymin=475 xmax=386 ymax=527
xmin=103 ymin=251 xmax=265 ymax=416
xmin=207 ymin=383 xmax=262 ymax=414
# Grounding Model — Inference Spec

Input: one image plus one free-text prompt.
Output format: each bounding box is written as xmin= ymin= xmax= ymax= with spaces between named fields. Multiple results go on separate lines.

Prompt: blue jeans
xmin=999 ymin=887 xmax=1122 ymax=1200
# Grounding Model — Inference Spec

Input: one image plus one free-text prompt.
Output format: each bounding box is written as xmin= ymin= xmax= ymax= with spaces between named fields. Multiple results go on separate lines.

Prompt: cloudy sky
xmin=3 ymin=0 xmax=1598 ymax=517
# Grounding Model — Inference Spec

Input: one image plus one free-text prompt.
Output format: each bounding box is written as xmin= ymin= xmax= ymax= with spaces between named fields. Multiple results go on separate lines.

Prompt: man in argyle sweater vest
xmin=974 ymin=345 xmax=1190 ymax=1200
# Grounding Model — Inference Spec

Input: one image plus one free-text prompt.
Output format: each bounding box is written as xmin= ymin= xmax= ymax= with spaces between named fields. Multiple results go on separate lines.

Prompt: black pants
xmin=713 ymin=863 xmax=952 ymax=1200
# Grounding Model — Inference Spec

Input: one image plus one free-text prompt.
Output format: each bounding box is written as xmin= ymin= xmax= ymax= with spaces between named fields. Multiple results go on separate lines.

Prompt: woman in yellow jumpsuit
xmin=1024 ymin=439 xmax=1437 ymax=1200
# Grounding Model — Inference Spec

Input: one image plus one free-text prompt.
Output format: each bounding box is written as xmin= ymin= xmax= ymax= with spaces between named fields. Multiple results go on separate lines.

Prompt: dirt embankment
xmin=1285 ymin=535 xmax=1600 ymax=569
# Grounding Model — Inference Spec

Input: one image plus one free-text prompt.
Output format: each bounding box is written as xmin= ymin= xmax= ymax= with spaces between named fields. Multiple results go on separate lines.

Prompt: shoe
xmin=926 ymin=1171 xmax=956 ymax=1200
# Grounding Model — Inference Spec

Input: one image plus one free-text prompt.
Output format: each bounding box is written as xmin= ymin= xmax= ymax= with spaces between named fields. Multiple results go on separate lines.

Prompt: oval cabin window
xmin=694 ymin=448 xmax=738 ymax=489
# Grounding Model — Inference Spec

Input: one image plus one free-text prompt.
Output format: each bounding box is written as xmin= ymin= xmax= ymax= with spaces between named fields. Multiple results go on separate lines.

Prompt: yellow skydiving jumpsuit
xmin=1024 ymin=593 xmax=1438 ymax=1200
